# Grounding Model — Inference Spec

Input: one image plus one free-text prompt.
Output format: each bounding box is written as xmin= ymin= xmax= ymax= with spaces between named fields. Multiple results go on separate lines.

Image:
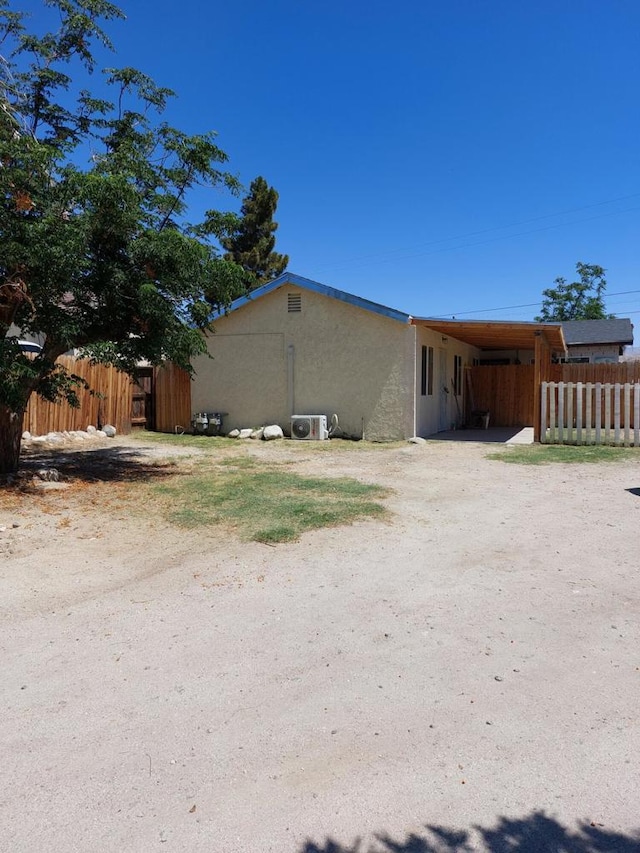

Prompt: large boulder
xmin=102 ymin=424 xmax=116 ymax=437
xmin=238 ymin=428 xmax=253 ymax=439
xmin=263 ymin=424 xmax=284 ymax=441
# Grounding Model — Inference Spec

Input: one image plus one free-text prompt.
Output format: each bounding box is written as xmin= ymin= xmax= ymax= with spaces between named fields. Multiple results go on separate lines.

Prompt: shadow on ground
xmin=301 ymin=811 xmax=640 ymax=852
xmin=17 ymin=445 xmax=179 ymax=483
xmin=427 ymin=427 xmax=533 ymax=444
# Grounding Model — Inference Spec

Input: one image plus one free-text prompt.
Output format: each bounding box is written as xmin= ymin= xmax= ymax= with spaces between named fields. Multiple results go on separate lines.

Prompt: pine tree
xmin=222 ymin=176 xmax=288 ymax=288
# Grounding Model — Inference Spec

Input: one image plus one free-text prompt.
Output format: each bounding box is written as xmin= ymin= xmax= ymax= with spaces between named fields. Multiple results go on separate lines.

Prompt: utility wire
xmin=313 ymin=192 xmax=640 ymax=272
xmin=438 ymin=289 xmax=640 ymax=318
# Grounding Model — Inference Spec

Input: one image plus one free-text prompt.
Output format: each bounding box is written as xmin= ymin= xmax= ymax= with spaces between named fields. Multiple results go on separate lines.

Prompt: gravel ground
xmin=1 ymin=436 xmax=639 ymax=852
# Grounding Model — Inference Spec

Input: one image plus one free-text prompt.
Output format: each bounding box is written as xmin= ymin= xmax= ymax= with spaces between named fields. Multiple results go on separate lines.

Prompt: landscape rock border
xmin=21 ymin=425 xmax=117 ymax=451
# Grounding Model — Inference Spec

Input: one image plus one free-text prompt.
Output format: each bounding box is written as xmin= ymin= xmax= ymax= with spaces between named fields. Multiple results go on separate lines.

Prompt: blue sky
xmin=20 ymin=1 xmax=640 ymax=328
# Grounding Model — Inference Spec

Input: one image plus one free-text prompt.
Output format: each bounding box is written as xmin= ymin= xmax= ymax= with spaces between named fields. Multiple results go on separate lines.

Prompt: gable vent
xmin=288 ymin=293 xmax=302 ymax=313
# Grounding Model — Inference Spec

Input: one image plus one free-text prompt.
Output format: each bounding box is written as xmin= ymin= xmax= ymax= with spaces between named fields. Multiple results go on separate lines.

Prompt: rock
xmin=34 ymin=468 xmax=60 ymax=482
xmin=238 ymin=428 xmax=253 ymax=440
xmin=408 ymin=436 xmax=427 ymax=445
xmin=30 ymin=436 xmax=47 ymax=445
xmin=250 ymin=428 xmax=264 ymax=440
xmin=21 ymin=431 xmax=31 ymax=441
xmin=86 ymin=425 xmax=97 ymax=433
xmin=263 ymin=424 xmax=284 ymax=441
xmin=46 ymin=432 xmax=64 ymax=443
xmin=95 ymin=430 xmax=107 ymax=438
xmin=102 ymin=424 xmax=116 ymax=437
xmin=227 ymin=429 xmax=240 ymax=438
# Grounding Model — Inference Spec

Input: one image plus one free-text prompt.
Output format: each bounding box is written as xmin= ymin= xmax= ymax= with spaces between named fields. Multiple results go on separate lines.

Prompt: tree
xmin=0 ymin=0 xmax=246 ymax=476
xmin=221 ymin=175 xmax=288 ymax=289
xmin=535 ymin=262 xmax=615 ymax=322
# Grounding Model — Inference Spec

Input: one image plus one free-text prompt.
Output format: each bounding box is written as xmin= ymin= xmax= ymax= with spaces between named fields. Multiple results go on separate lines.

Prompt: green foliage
xmin=154 ymin=462 xmax=388 ymax=543
xmin=535 ymin=262 xmax=614 ymax=322
xmin=221 ymin=175 xmax=289 ymax=289
xmin=487 ymin=445 xmax=635 ymax=464
xmin=0 ymin=0 xmax=246 ymax=472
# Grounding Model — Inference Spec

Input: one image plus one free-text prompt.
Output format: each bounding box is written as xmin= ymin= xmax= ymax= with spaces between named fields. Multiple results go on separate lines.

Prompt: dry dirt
xmin=1 ymin=435 xmax=639 ymax=852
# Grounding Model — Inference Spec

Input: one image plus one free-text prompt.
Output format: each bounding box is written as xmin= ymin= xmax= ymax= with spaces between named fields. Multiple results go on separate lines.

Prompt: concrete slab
xmin=427 ymin=426 xmax=534 ymax=444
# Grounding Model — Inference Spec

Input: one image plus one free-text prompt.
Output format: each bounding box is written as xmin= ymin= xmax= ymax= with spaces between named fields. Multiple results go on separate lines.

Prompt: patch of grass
xmin=487 ymin=444 xmax=638 ymax=465
xmin=216 ymin=455 xmax=259 ymax=469
xmin=130 ymin=431 xmax=238 ymax=451
xmin=154 ymin=468 xmax=389 ymax=543
xmin=293 ymin=438 xmax=406 ymax=452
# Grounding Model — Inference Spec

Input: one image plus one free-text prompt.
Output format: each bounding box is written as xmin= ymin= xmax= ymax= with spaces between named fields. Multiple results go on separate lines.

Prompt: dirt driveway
xmin=1 ymin=436 xmax=639 ymax=852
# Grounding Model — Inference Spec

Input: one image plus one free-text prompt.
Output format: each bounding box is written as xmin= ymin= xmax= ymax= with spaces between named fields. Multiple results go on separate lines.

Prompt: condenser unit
xmin=291 ymin=414 xmax=329 ymax=441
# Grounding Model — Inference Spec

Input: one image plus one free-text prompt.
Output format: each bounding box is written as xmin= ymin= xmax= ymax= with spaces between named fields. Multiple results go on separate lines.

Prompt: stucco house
xmin=191 ymin=274 xmax=565 ymax=440
xmin=560 ymin=318 xmax=633 ymax=363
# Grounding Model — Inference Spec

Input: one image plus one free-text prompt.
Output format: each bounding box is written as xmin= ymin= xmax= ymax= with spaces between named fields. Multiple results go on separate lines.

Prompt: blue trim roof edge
xmin=211 ymin=272 xmax=411 ymax=324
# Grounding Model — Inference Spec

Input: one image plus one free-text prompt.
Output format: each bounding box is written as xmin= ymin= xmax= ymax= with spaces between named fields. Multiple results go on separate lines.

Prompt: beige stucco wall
xmin=414 ymin=326 xmax=479 ymax=436
xmin=191 ymin=286 xmax=416 ymax=440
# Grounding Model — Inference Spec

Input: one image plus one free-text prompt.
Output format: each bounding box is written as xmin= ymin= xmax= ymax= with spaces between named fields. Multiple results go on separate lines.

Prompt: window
xmin=428 ymin=346 xmax=433 ymax=395
xmin=453 ymin=355 xmax=463 ymax=396
xmin=421 ymin=346 xmax=434 ymax=396
xmin=287 ymin=293 xmax=302 ymax=313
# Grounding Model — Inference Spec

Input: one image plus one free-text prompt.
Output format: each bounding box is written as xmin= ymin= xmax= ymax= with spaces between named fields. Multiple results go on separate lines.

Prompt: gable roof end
xmin=212 ymin=272 xmax=412 ymax=324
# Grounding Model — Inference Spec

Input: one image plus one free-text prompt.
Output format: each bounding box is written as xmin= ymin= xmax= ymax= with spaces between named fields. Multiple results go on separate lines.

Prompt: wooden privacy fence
xmin=471 ymin=361 xmax=640 ymax=434
xmin=468 ymin=365 xmax=535 ymax=427
xmin=22 ymin=357 xmax=191 ymax=436
xmin=541 ymin=381 xmax=640 ymax=446
xmin=23 ymin=357 xmax=133 ymax=436
xmin=547 ymin=362 xmax=640 ymax=384
xmin=153 ymin=362 xmax=191 ymax=433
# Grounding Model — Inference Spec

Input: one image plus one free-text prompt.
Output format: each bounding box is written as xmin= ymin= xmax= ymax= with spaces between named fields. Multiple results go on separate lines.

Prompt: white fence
xmin=541 ymin=381 xmax=640 ymax=446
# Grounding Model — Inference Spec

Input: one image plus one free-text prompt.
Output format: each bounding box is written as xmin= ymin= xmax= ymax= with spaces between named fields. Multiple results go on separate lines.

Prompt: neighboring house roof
xmin=561 ymin=318 xmax=633 ymax=346
xmin=213 ymin=272 xmax=411 ymax=324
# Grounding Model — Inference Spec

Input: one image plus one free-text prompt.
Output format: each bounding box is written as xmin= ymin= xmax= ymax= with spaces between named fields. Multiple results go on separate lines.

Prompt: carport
xmin=411 ymin=318 xmax=567 ymax=441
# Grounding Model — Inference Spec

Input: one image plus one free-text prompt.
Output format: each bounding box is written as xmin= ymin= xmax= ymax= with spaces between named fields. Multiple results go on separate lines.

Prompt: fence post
xmin=604 ymin=384 xmax=611 ymax=445
xmin=634 ymin=383 xmax=640 ymax=448
xmin=624 ymin=383 xmax=631 ymax=447
xmin=540 ymin=382 xmax=548 ymax=443
xmin=614 ymin=385 xmax=621 ymax=446
xmin=550 ymin=383 xmax=557 ymax=443
xmin=595 ymin=382 xmax=602 ymax=445
xmin=575 ymin=382 xmax=583 ymax=445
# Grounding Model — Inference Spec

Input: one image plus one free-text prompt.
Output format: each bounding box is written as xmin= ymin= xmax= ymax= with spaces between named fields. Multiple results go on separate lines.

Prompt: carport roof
xmin=411 ymin=318 xmax=567 ymax=353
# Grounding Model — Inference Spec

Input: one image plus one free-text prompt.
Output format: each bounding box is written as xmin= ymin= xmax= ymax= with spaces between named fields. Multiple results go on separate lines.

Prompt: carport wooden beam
xmin=411 ymin=318 xmax=566 ymax=354
xmin=533 ymin=331 xmax=553 ymax=442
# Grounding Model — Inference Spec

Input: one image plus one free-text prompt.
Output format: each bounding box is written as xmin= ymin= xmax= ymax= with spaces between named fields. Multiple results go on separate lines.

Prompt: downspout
xmin=287 ymin=344 xmax=295 ymax=417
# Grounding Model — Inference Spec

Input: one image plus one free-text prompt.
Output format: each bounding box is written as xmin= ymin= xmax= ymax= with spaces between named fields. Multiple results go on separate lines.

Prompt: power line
xmin=313 ymin=192 xmax=640 ymax=272
xmin=437 ymin=289 xmax=640 ymax=319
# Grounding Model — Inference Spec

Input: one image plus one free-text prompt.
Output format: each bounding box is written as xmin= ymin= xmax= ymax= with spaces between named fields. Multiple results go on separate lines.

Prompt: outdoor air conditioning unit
xmin=291 ymin=414 xmax=329 ymax=441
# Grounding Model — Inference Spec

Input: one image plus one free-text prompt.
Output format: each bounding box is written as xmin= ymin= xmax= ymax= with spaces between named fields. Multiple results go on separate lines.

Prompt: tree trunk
xmin=0 ymin=404 xmax=24 ymax=478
